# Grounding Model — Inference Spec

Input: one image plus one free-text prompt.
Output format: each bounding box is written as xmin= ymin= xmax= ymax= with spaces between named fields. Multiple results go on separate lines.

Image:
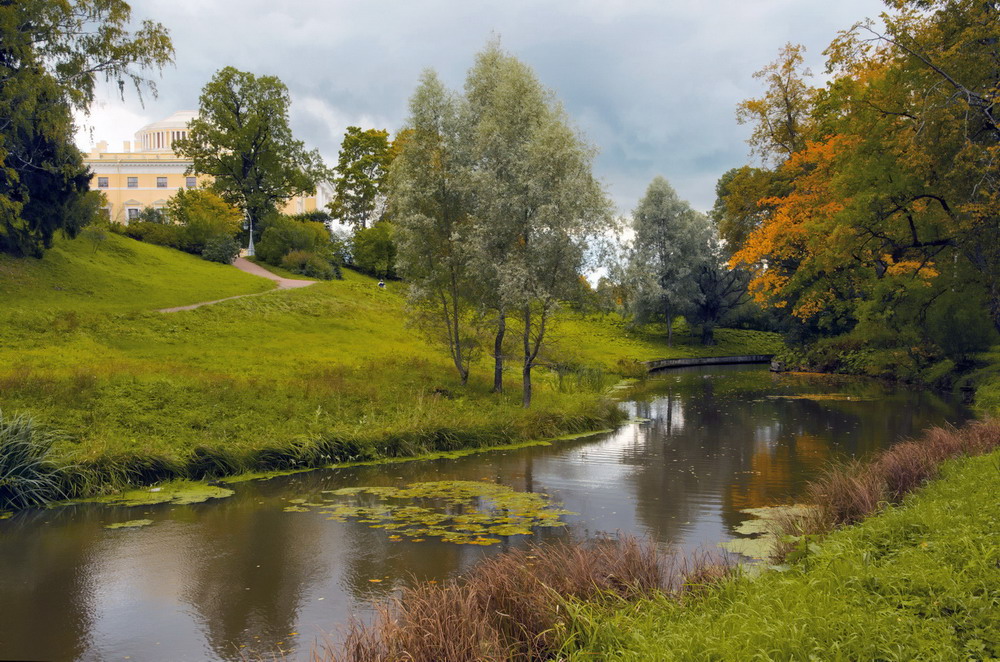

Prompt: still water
xmin=0 ymin=367 xmax=972 ymax=661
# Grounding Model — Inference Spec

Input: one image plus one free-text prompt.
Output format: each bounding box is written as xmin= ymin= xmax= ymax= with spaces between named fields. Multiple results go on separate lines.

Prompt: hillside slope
xmin=0 ymin=234 xmax=781 ymax=496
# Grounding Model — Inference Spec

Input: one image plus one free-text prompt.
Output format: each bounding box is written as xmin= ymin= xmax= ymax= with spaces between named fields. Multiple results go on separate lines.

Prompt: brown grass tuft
xmin=773 ymin=418 xmax=1000 ymax=560
xmin=323 ymin=536 xmax=731 ymax=662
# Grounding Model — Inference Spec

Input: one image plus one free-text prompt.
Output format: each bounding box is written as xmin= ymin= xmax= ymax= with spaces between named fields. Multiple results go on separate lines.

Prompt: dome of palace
xmin=134 ymin=111 xmax=198 ymax=153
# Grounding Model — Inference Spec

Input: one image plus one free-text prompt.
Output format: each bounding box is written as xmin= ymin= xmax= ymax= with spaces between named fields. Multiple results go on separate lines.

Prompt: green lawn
xmin=0 ymin=233 xmax=782 ymax=494
xmin=564 ymin=450 xmax=1000 ymax=661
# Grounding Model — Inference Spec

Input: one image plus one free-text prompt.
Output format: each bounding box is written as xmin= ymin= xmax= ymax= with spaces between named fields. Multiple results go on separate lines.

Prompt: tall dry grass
xmin=772 ymin=418 xmax=1000 ymax=561
xmin=320 ymin=537 xmax=731 ymax=662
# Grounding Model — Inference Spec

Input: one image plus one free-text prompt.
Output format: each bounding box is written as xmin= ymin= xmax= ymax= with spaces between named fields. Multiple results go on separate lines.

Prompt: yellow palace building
xmin=84 ymin=110 xmax=332 ymax=223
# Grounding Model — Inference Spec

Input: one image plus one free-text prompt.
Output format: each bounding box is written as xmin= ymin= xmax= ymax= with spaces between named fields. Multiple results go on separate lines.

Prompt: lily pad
xmin=721 ymin=504 xmax=819 ymax=561
xmin=105 ymin=519 xmax=154 ymax=529
xmin=306 ymin=480 xmax=574 ymax=546
xmin=76 ymin=482 xmax=235 ymax=507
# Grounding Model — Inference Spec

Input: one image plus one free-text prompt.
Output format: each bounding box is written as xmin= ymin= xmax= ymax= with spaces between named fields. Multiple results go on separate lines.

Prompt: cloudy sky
xmin=75 ymin=0 xmax=888 ymax=214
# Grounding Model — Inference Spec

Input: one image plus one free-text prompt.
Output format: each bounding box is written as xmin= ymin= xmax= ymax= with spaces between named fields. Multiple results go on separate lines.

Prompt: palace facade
xmin=84 ymin=111 xmax=333 ymax=223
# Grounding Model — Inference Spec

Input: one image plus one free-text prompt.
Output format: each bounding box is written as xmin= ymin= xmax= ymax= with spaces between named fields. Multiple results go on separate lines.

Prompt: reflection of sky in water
xmin=0 ymin=367 xmax=973 ymax=662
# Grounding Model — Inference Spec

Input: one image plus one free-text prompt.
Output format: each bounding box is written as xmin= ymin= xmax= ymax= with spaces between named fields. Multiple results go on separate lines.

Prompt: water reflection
xmin=0 ymin=367 xmax=971 ymax=661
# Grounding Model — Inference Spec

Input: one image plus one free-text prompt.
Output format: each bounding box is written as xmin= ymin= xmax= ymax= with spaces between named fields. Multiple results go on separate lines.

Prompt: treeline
xmin=711 ymin=0 xmax=1000 ymax=383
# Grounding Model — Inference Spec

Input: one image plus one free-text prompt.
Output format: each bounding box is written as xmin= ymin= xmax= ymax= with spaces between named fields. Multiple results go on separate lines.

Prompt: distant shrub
xmin=167 ymin=189 xmax=242 ymax=254
xmin=280 ymin=249 xmax=339 ymax=280
xmin=256 ymin=217 xmax=330 ymax=264
xmin=136 ymin=207 xmax=167 ymax=224
xmin=201 ymin=235 xmax=241 ymax=264
xmin=350 ymin=220 xmax=396 ymax=278
xmin=120 ymin=221 xmax=184 ymax=248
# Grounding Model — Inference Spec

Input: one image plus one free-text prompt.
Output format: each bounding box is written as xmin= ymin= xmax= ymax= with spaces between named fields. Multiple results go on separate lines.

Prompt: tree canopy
xmin=329 ymin=126 xmax=395 ymax=230
xmin=174 ymin=67 xmax=328 ymax=235
xmin=722 ymin=0 xmax=1000 ymax=348
xmin=390 ymin=42 xmax=611 ymax=406
xmin=0 ymin=0 xmax=173 ymax=256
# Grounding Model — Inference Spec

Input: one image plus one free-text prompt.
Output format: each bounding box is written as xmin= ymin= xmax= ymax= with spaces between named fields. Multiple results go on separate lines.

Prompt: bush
xmin=350 ymin=221 xmax=396 ymax=278
xmin=167 ymin=189 xmax=242 ymax=254
xmin=201 ymin=235 xmax=241 ymax=264
xmin=0 ymin=411 xmax=71 ymax=510
xmin=120 ymin=221 xmax=184 ymax=248
xmin=280 ymin=249 xmax=339 ymax=280
xmin=256 ymin=217 xmax=330 ymax=264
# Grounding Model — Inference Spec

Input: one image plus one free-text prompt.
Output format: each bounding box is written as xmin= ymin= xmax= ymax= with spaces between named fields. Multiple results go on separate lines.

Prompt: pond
xmin=0 ymin=366 xmax=972 ymax=661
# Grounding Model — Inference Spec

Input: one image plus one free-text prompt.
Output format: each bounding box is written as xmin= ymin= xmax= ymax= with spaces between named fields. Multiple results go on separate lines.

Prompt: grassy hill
xmin=0 ymin=232 xmax=272 ymax=313
xmin=0 ymin=233 xmax=782 ymax=497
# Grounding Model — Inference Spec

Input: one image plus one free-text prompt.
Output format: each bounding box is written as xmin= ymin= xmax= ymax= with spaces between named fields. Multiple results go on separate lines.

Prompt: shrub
xmin=167 ymin=189 xmax=242 ymax=254
xmin=350 ymin=221 xmax=396 ymax=278
xmin=0 ymin=411 xmax=71 ymax=510
xmin=200 ymin=235 xmax=240 ymax=264
xmin=280 ymin=249 xmax=338 ymax=280
xmin=256 ymin=216 xmax=330 ymax=264
xmin=119 ymin=220 xmax=184 ymax=248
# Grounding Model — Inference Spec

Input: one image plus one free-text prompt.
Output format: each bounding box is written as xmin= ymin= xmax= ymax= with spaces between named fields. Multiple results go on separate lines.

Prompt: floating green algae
xmin=105 ymin=519 xmax=154 ymax=529
xmin=73 ymin=482 xmax=235 ymax=508
xmin=299 ymin=480 xmax=574 ymax=545
xmin=719 ymin=504 xmax=818 ymax=560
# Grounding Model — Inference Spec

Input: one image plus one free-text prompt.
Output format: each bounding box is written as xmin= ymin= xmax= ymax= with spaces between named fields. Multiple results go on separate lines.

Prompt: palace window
xmin=157 ymin=177 xmax=168 ymax=188
xmin=186 ymin=176 xmax=197 ymax=189
xmin=127 ymin=208 xmax=140 ymax=220
xmin=97 ymin=177 xmax=109 ymax=188
xmin=127 ymin=176 xmax=138 ymax=188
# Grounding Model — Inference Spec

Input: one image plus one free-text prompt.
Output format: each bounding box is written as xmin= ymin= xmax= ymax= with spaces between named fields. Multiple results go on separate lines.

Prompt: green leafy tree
xmin=165 ymin=188 xmax=241 ymax=254
xmin=0 ymin=0 xmax=173 ymax=256
xmin=391 ymin=70 xmax=478 ymax=384
xmin=329 ymin=127 xmax=394 ymax=230
xmin=631 ymin=177 xmax=711 ymax=346
xmin=466 ymin=42 xmax=612 ymax=406
xmin=174 ymin=67 xmax=328 ymax=244
xmin=351 ymin=221 xmax=397 ymax=279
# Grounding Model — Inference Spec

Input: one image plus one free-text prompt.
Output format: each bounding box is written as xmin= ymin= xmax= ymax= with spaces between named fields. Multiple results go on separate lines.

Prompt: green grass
xmin=564 ymin=450 xmax=1000 ymax=661
xmin=0 ymin=232 xmax=272 ymax=312
xmin=0 ymin=233 xmax=783 ymax=499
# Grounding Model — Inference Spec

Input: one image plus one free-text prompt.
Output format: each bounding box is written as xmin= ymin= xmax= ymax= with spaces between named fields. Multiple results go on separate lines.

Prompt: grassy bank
xmin=564 ymin=446 xmax=1000 ymax=661
xmin=322 ymin=421 xmax=1000 ymax=661
xmin=0 ymin=234 xmax=782 ymax=506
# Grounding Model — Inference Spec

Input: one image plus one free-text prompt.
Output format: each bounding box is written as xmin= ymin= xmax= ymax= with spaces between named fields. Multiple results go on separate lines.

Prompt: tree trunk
xmin=666 ymin=302 xmax=673 ymax=347
xmin=493 ymin=311 xmax=506 ymax=393
xmin=701 ymin=323 xmax=716 ymax=346
xmin=522 ymin=305 xmax=532 ymax=408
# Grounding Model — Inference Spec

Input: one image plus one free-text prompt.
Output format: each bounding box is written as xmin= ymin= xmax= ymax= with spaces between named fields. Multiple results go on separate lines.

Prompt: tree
xmin=391 ymin=70 xmax=478 ymax=384
xmin=465 ymin=43 xmax=612 ymax=406
xmin=631 ymin=177 xmax=711 ymax=345
xmin=0 ymin=0 xmax=173 ymax=256
xmin=736 ymin=43 xmax=815 ymax=164
xmin=165 ymin=188 xmax=241 ymax=254
xmin=329 ymin=127 xmax=395 ymax=230
xmin=689 ymin=230 xmax=752 ymax=345
xmin=174 ymin=67 xmax=328 ymax=246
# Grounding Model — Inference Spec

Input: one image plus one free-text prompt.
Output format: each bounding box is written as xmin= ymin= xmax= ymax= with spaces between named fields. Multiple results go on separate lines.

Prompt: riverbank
xmin=564 ymin=445 xmax=1000 ymax=660
xmin=323 ymin=420 xmax=1000 ymax=661
xmin=0 ymin=234 xmax=783 ymax=508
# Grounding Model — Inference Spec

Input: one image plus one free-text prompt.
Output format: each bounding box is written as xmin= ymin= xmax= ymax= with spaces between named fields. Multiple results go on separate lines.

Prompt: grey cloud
xmin=104 ymin=0 xmax=886 ymax=213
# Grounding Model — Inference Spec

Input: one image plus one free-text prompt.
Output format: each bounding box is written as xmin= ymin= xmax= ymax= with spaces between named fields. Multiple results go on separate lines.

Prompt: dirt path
xmin=158 ymin=257 xmax=315 ymax=313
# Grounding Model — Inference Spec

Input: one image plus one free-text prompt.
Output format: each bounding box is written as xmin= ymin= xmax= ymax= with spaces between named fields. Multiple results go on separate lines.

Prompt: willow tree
xmin=391 ymin=70 xmax=478 ymax=384
xmin=631 ymin=177 xmax=710 ymax=346
xmin=466 ymin=43 xmax=611 ymax=407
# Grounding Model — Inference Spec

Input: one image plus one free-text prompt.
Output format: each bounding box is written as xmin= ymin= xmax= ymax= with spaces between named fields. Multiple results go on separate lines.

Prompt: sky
xmin=74 ymin=0 xmax=889 ymax=215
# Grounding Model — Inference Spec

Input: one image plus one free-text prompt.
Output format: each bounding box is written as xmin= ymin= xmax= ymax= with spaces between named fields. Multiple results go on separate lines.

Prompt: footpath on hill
xmin=158 ymin=257 xmax=314 ymax=312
